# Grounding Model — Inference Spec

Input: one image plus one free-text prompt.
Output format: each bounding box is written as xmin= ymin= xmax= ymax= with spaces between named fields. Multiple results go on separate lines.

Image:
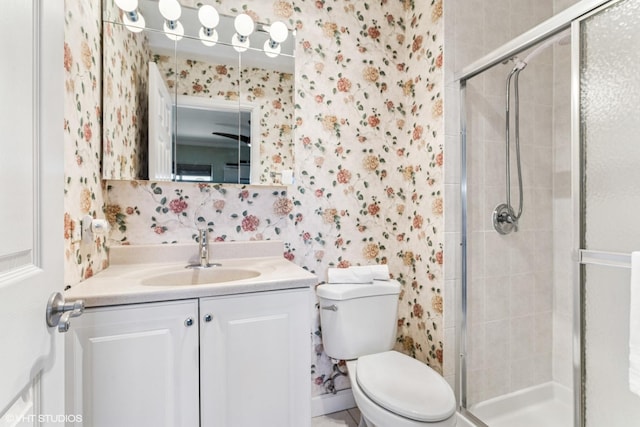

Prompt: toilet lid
xmin=356 ymin=351 xmax=456 ymax=422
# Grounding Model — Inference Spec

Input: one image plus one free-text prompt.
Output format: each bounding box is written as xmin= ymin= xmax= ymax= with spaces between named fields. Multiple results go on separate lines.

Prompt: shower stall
xmin=454 ymin=0 xmax=640 ymax=425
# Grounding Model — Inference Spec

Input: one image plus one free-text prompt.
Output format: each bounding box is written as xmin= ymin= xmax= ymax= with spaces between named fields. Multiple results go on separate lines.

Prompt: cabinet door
xmin=66 ymin=300 xmax=200 ymax=427
xmin=200 ymin=289 xmax=310 ymax=427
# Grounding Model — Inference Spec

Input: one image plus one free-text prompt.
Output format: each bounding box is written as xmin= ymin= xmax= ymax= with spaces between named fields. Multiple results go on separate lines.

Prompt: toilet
xmin=317 ymin=281 xmax=457 ymax=427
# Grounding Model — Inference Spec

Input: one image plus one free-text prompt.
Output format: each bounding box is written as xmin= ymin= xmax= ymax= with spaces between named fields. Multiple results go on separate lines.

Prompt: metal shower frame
xmin=454 ymin=1 xmax=622 ymax=426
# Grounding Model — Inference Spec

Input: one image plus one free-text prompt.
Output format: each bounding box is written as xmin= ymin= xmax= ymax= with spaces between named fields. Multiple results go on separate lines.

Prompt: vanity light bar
xmin=113 ymin=1 xmax=290 ymax=57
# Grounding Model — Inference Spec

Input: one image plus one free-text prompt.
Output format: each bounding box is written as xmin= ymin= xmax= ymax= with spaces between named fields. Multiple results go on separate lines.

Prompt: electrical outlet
xmin=70 ymin=218 xmax=82 ymax=243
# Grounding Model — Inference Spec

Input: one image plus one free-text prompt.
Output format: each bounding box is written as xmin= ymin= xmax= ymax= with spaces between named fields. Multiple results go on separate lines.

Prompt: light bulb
xmin=198 ymin=5 xmax=219 ymax=28
xmin=263 ymin=39 xmax=281 ymax=58
xmin=115 ymin=0 xmax=138 ymax=12
xmin=163 ymin=20 xmax=184 ymax=41
xmin=159 ymin=0 xmax=181 ymax=21
xmin=232 ymin=33 xmax=250 ymax=52
xmin=269 ymin=21 xmax=288 ymax=43
xmin=234 ymin=13 xmax=255 ymax=37
xmin=199 ymin=27 xmax=218 ymax=47
xmin=123 ymin=12 xmax=145 ymax=32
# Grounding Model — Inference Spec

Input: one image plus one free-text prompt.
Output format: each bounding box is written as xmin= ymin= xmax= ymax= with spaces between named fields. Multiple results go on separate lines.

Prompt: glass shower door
xmin=579 ymin=0 xmax=640 ymax=425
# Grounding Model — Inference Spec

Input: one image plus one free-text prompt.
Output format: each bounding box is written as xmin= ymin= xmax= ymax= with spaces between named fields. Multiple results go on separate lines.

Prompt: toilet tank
xmin=316 ymin=281 xmax=401 ymax=360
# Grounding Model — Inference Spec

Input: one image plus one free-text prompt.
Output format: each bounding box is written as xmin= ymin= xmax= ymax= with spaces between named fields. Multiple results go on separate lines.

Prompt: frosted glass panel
xmin=582 ymin=0 xmax=640 ymax=253
xmin=583 ymin=265 xmax=640 ymax=426
xmin=582 ymin=0 xmax=640 ymax=425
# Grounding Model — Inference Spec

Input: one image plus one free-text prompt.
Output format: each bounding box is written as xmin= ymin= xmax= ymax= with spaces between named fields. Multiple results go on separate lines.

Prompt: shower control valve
xmin=493 ymin=203 xmax=518 ymax=235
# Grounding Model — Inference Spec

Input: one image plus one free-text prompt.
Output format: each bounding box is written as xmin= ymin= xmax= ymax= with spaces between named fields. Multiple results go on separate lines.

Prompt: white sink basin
xmin=141 ymin=267 xmax=260 ymax=286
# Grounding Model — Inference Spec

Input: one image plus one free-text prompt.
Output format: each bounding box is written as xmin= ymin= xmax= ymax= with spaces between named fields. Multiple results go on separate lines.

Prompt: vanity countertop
xmin=65 ymin=241 xmax=317 ymax=307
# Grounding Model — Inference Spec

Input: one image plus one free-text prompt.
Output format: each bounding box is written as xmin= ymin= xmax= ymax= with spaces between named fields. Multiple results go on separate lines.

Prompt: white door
xmin=0 ymin=0 xmax=65 ymax=422
xmin=148 ymin=61 xmax=173 ymax=181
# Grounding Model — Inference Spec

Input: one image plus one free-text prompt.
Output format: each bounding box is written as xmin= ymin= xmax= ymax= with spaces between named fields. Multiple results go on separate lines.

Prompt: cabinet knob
xmin=203 ymin=314 xmax=213 ymax=322
xmin=184 ymin=317 xmax=194 ymax=327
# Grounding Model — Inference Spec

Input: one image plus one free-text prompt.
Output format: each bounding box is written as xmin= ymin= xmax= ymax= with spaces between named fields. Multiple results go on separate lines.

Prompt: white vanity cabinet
xmin=199 ymin=289 xmax=310 ymax=426
xmin=65 ymin=299 xmax=200 ymax=427
xmin=66 ymin=289 xmax=310 ymax=427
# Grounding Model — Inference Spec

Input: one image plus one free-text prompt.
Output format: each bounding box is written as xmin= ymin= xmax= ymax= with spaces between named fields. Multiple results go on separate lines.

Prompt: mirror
xmin=174 ymin=95 xmax=257 ymax=183
xmin=102 ymin=0 xmax=295 ymax=184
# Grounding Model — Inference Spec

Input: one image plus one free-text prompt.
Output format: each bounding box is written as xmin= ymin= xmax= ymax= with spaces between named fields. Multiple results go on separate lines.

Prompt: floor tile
xmin=346 ymin=407 xmax=361 ymax=423
xmin=311 ymin=410 xmax=358 ymax=427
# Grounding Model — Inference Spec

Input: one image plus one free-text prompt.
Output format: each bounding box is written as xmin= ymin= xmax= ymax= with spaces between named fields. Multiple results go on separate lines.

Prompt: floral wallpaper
xmin=153 ymin=54 xmax=295 ymax=184
xmin=63 ymin=0 xmax=109 ymax=285
xmin=291 ymin=0 xmax=445 ymax=394
xmin=106 ymin=180 xmax=293 ymax=245
xmin=64 ymin=0 xmax=445 ymax=399
xmin=102 ymin=20 xmax=150 ymax=180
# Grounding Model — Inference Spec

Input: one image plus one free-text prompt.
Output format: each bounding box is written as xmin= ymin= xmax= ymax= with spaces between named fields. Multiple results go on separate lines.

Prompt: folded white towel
xmin=327 ymin=265 xmax=390 ymax=284
xmin=630 ymin=252 xmax=640 ymax=396
xmin=368 ymin=264 xmax=391 ymax=281
xmin=327 ymin=267 xmax=373 ymax=284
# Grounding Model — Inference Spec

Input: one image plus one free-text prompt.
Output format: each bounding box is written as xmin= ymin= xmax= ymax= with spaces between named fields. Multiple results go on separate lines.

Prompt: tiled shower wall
xmin=463 ymin=46 xmax=556 ymax=405
xmin=444 ymin=0 xmax=579 ymax=404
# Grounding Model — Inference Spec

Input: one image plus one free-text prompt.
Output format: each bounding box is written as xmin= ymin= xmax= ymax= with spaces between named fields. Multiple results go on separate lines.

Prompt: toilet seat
xmin=356 ymin=351 xmax=456 ymax=422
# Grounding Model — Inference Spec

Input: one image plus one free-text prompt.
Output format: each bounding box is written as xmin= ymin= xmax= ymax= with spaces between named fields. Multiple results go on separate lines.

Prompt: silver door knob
xmin=185 ymin=317 xmax=194 ymax=327
xmin=203 ymin=314 xmax=213 ymax=322
xmin=46 ymin=292 xmax=84 ymax=333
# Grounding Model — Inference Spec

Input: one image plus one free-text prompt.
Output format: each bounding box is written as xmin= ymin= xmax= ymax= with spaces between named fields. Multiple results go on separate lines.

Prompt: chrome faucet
xmin=199 ymin=229 xmax=209 ymax=267
xmin=186 ymin=229 xmax=221 ymax=269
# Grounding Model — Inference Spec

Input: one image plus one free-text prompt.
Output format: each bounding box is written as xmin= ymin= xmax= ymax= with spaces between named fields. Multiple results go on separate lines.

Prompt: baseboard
xmin=311 ymin=388 xmax=356 ymax=417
